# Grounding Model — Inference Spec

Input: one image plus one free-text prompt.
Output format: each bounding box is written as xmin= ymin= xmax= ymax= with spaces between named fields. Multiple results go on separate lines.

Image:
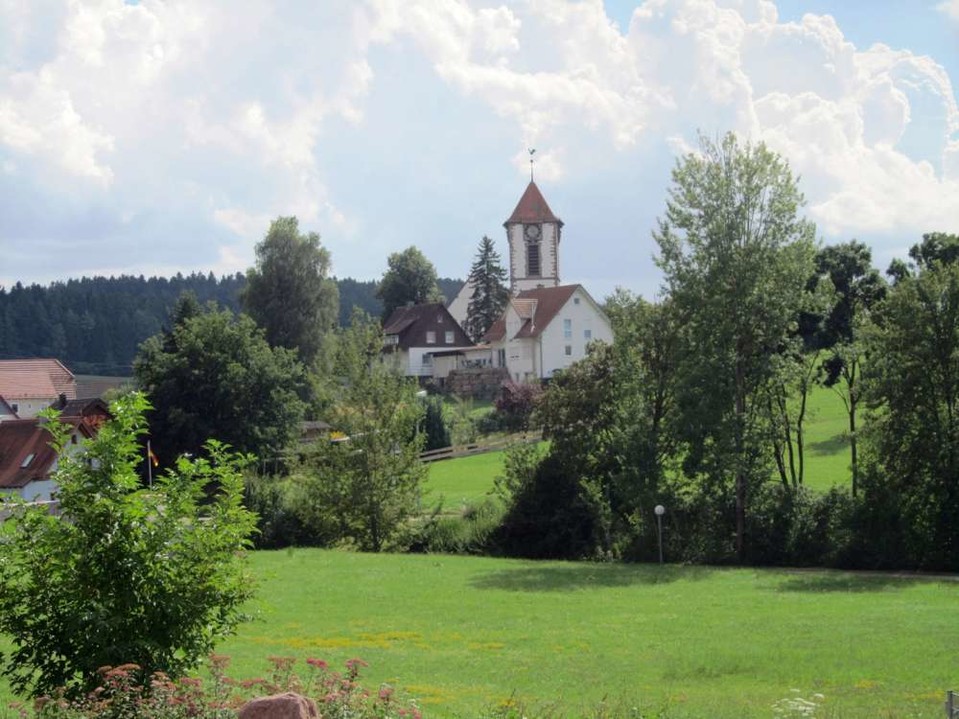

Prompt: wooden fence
xmin=419 ymin=431 xmax=543 ymax=463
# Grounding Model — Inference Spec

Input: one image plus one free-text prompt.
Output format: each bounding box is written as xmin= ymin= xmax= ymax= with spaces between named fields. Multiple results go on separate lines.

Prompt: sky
xmin=1 ymin=0 xmax=957 ymax=302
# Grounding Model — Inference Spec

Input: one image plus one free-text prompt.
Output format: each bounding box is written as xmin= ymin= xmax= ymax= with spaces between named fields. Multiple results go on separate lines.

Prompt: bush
xmin=0 ymin=394 xmax=257 ymax=698
xmin=414 ymin=499 xmax=506 ymax=555
xmin=492 ymin=381 xmax=543 ymax=432
xmin=23 ymin=655 xmax=420 ymax=719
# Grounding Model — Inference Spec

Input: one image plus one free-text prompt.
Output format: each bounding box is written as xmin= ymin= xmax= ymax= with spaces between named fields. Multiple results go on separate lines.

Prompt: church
xmin=450 ymin=178 xmax=614 ymax=383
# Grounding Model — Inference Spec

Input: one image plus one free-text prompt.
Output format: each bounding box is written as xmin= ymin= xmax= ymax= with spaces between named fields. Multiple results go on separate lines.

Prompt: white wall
xmin=537 ymin=288 xmax=614 ymax=378
xmin=507 ymin=223 xmax=560 ymax=293
xmin=8 ymin=396 xmax=55 ymax=419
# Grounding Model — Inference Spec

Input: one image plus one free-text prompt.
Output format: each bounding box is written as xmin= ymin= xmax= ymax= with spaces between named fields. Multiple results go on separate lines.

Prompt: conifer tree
xmin=464 ymin=236 xmax=509 ymax=342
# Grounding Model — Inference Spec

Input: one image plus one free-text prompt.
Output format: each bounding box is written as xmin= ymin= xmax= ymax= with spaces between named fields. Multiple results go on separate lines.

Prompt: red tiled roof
xmin=0 ymin=359 xmax=76 ymax=401
xmin=0 ymin=420 xmax=58 ymax=489
xmin=504 ymin=181 xmax=563 ymax=226
xmin=0 ymin=418 xmax=92 ymax=489
xmin=483 ymin=285 xmax=583 ymax=342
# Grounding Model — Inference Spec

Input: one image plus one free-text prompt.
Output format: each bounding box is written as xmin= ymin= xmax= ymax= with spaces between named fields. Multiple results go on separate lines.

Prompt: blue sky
xmin=1 ymin=0 xmax=957 ymax=302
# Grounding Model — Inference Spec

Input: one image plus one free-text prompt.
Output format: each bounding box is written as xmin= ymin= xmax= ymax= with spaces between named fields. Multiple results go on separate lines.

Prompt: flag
xmin=148 ymin=443 xmax=159 ymax=468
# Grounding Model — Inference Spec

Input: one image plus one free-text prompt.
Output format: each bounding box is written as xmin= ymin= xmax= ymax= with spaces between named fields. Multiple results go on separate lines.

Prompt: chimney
xmin=58 ymin=393 xmax=67 ymax=409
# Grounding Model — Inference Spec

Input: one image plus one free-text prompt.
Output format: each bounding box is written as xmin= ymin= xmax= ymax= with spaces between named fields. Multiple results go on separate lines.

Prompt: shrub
xmin=493 ymin=382 xmax=543 ymax=432
xmin=414 ymin=499 xmax=506 ymax=555
xmin=0 ymin=394 xmax=257 ymax=698
xmin=22 ymin=656 xmax=420 ymax=719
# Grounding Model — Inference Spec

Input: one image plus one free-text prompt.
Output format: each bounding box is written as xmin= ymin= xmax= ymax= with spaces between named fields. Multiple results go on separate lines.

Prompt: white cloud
xmin=938 ymin=0 xmax=959 ymax=22
xmin=0 ymin=0 xmax=958 ymax=290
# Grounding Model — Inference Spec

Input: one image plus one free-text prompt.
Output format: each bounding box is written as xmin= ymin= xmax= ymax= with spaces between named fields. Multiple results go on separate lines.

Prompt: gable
xmin=383 ymin=303 xmax=474 ymax=350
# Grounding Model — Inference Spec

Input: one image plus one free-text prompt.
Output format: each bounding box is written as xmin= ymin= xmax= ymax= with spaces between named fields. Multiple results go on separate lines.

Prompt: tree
xmin=654 ymin=132 xmax=817 ymax=559
xmin=293 ymin=311 xmax=426 ymax=551
xmin=811 ymin=241 xmax=886 ymax=495
xmin=864 ymin=262 xmax=959 ymax=568
xmin=241 ymin=216 xmax=339 ymax=364
xmin=377 ymin=246 xmax=444 ymax=320
xmin=134 ymin=299 xmax=306 ymax=466
xmin=464 ymin=236 xmax=510 ymax=342
xmin=0 ymin=394 xmax=256 ymax=697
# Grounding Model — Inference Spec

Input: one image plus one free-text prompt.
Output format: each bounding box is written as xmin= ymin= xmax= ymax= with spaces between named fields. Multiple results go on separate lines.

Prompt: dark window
xmin=527 ymin=242 xmax=541 ymax=276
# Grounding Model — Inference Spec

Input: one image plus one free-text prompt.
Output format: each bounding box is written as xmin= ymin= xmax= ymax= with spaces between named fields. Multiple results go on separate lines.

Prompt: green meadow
xmin=219 ymin=549 xmax=959 ymax=718
xmin=424 ymin=382 xmax=856 ymax=509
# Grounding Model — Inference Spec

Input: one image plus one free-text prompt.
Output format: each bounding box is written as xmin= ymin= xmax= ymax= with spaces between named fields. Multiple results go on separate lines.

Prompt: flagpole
xmin=147 ymin=440 xmax=153 ymax=487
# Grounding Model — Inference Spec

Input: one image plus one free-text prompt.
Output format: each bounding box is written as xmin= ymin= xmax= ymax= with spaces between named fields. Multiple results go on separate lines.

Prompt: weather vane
xmin=528 ymin=148 xmax=536 ymax=182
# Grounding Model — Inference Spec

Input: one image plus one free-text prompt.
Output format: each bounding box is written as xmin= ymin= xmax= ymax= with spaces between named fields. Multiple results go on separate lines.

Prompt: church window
xmin=426 ymin=331 xmax=436 ymax=344
xmin=527 ymin=242 xmax=541 ymax=276
xmin=563 ymin=319 xmax=572 ymax=338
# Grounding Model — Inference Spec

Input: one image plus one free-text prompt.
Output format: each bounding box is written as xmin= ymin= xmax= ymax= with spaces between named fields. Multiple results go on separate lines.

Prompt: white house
xmin=0 ymin=359 xmax=77 ymax=419
xmin=474 ymin=179 xmax=613 ymax=382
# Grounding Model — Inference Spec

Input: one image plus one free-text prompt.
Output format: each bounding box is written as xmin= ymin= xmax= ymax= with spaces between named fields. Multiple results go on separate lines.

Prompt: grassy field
xmin=424 ymin=383 xmax=853 ymax=510
xmin=215 ymin=549 xmax=958 ymax=718
xmin=424 ymin=451 xmax=506 ymax=511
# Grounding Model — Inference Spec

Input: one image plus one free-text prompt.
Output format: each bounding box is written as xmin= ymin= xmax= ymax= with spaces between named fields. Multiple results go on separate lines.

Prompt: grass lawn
xmin=793 ymin=383 xmax=852 ymax=491
xmin=423 ymin=451 xmax=505 ymax=511
xmin=214 ymin=549 xmax=958 ymax=718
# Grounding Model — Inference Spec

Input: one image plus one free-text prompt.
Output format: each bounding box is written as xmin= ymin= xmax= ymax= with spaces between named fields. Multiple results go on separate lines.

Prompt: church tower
xmin=503 ymin=181 xmax=563 ymax=294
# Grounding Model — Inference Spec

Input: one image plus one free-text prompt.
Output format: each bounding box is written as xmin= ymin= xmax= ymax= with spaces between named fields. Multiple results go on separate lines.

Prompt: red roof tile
xmin=0 ymin=359 xmax=76 ymax=401
xmin=513 ymin=285 xmax=580 ymax=339
xmin=504 ymin=181 xmax=563 ymax=226
xmin=0 ymin=418 xmax=92 ymax=489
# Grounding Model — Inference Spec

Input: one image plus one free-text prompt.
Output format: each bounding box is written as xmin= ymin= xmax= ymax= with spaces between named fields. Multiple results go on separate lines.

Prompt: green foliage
xmin=133 ymin=301 xmax=306 ymax=466
xmin=291 ymin=312 xmax=427 ymax=551
xmin=414 ymin=499 xmax=506 ymax=555
xmin=421 ymin=395 xmax=451 ymax=451
xmin=492 ymin=382 xmax=542 ymax=432
xmin=654 ymin=131 xmax=817 ymax=558
xmin=863 ymin=261 xmax=959 ymax=569
xmin=464 ymin=236 xmax=510 ymax=342
xmin=0 ymin=394 xmax=257 ymax=698
xmin=241 ymin=216 xmax=339 ymax=364
xmin=376 ymin=246 xmax=444 ymax=320
xmin=493 ymin=440 xmax=545 ymax=504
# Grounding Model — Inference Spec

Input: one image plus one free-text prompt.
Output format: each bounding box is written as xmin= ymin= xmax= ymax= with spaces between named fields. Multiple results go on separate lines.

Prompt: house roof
xmin=382 ymin=303 xmax=474 ymax=350
xmin=504 ymin=181 xmax=563 ymax=227
xmin=49 ymin=396 xmax=111 ymax=422
xmin=0 ymin=359 xmax=76 ymax=401
xmin=481 ymin=285 xmax=583 ymax=342
xmin=0 ymin=419 xmax=91 ymax=489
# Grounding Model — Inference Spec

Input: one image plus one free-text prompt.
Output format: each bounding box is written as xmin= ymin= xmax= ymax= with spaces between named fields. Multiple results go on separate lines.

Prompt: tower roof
xmin=504 ymin=181 xmax=563 ymax=227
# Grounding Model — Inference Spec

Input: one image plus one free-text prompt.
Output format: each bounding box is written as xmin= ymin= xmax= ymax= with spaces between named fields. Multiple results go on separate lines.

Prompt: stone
xmin=238 ymin=692 xmax=319 ymax=719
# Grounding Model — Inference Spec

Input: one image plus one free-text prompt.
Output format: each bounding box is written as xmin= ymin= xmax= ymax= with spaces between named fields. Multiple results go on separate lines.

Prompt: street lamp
xmin=654 ymin=504 xmax=665 ymax=564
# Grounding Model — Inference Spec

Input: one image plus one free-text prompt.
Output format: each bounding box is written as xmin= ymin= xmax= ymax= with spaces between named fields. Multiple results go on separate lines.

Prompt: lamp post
xmin=654 ymin=504 xmax=665 ymax=564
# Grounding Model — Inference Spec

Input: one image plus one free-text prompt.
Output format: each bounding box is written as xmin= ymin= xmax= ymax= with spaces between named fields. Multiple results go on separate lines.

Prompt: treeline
xmin=0 ymin=272 xmax=461 ymax=375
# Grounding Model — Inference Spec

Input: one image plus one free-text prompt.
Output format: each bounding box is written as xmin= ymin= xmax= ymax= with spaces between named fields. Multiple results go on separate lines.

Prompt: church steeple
xmin=503 ymin=181 xmax=563 ymax=294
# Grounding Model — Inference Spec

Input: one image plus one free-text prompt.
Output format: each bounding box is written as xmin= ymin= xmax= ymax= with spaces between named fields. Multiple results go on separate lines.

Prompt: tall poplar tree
xmin=654 ymin=132 xmax=816 ymax=559
xmin=464 ymin=235 xmax=509 ymax=342
xmin=242 ymin=216 xmax=339 ymax=364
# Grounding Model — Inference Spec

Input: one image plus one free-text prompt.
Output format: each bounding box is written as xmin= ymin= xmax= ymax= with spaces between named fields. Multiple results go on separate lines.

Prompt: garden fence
xmin=947 ymin=690 xmax=959 ymax=718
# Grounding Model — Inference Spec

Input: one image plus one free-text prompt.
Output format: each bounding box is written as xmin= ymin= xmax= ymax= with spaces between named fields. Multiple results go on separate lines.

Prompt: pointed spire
xmin=504 ymin=180 xmax=563 ymax=227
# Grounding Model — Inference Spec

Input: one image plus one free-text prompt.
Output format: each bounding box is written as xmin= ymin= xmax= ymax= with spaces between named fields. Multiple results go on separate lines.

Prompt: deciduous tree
xmin=134 ymin=299 xmax=306 ymax=465
xmin=377 ymin=246 xmax=444 ymax=320
xmin=654 ymin=132 xmax=817 ymax=558
xmin=0 ymin=394 xmax=256 ymax=697
xmin=241 ymin=216 xmax=339 ymax=363
xmin=293 ymin=312 xmax=426 ymax=551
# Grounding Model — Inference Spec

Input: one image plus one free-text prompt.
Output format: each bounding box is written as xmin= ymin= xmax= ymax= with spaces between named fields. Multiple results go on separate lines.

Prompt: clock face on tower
xmin=524 ymin=223 xmax=541 ymax=241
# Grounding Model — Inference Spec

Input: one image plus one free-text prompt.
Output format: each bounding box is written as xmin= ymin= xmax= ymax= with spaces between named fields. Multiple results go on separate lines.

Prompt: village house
xmin=382 ymin=302 xmax=473 ymax=380
xmin=0 ymin=358 xmax=77 ymax=420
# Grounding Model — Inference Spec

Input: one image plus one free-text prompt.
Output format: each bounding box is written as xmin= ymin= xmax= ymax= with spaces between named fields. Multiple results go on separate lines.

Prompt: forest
xmin=0 ymin=273 xmax=462 ymax=375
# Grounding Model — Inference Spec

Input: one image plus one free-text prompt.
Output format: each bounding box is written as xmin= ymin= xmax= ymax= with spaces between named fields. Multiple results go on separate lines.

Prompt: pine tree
xmin=464 ymin=236 xmax=509 ymax=342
